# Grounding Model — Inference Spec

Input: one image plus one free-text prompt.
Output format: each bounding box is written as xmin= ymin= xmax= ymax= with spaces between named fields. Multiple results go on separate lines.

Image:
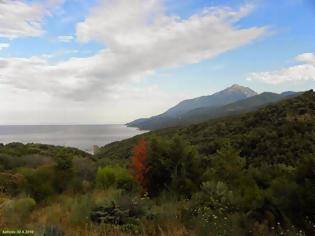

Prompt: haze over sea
xmin=0 ymin=125 xmax=146 ymax=154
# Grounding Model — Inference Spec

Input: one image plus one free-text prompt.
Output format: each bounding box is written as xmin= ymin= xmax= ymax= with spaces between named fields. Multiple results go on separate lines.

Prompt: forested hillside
xmin=1 ymin=91 xmax=315 ymax=235
xmin=96 ymin=90 xmax=314 ymax=165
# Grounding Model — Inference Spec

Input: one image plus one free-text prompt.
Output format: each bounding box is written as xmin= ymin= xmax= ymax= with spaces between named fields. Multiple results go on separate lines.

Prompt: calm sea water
xmin=0 ymin=125 xmax=146 ymax=153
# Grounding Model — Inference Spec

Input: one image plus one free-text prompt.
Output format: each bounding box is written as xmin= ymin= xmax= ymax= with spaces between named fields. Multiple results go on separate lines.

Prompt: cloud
xmin=247 ymin=53 xmax=315 ymax=84
xmin=0 ymin=0 xmax=64 ymax=39
xmin=0 ymin=1 xmax=266 ymax=101
xmin=56 ymin=35 xmax=74 ymax=43
xmin=0 ymin=43 xmax=9 ymax=50
xmin=0 ymin=1 xmax=45 ymax=38
xmin=295 ymin=52 xmax=315 ymax=64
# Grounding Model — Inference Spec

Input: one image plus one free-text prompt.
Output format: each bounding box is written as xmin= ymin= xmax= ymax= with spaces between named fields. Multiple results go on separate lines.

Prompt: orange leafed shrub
xmin=129 ymin=138 xmax=148 ymax=191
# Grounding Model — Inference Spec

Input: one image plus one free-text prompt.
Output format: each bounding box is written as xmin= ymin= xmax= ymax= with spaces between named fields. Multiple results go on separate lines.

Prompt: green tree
xmin=54 ymin=153 xmax=73 ymax=193
xmin=19 ymin=166 xmax=55 ymax=201
xmin=210 ymin=144 xmax=246 ymax=187
xmin=146 ymin=136 xmax=202 ymax=197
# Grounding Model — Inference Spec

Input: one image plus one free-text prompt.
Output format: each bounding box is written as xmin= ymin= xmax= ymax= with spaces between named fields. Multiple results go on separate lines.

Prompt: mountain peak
xmin=222 ymin=84 xmax=258 ymax=97
xmin=231 ymin=84 xmax=242 ymax=89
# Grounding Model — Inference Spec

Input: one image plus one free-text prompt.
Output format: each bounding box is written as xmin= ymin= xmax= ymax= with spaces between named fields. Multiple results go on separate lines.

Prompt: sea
xmin=0 ymin=125 xmax=146 ymax=154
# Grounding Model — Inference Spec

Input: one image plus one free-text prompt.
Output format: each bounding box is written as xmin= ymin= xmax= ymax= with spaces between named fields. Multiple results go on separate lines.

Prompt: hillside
xmin=1 ymin=91 xmax=315 ymax=235
xmin=127 ymin=86 xmax=299 ymax=131
xmin=97 ymin=90 xmax=315 ymax=165
xmin=127 ymin=84 xmax=257 ymax=129
xmin=178 ymin=91 xmax=299 ymax=124
xmin=92 ymin=90 xmax=315 ymax=235
xmin=127 ymin=92 xmax=299 ymax=130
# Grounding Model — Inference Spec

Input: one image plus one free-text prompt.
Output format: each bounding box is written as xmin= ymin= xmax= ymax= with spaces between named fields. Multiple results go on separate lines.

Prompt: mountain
xmin=178 ymin=91 xmax=300 ymax=124
xmin=127 ymin=85 xmax=299 ymax=130
xmin=127 ymin=84 xmax=257 ymax=129
xmin=97 ymin=90 xmax=315 ymax=164
xmin=164 ymin=84 xmax=257 ymax=117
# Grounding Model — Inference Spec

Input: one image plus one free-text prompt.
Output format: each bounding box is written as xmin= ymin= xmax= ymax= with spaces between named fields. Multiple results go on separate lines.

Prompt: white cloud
xmin=295 ymin=52 xmax=315 ymax=64
xmin=0 ymin=0 xmax=268 ymax=123
xmin=0 ymin=0 xmax=65 ymax=39
xmin=247 ymin=52 xmax=315 ymax=84
xmin=0 ymin=43 xmax=9 ymax=50
xmin=0 ymin=1 xmax=45 ymax=38
xmin=56 ymin=35 xmax=74 ymax=43
xmin=0 ymin=1 xmax=266 ymax=98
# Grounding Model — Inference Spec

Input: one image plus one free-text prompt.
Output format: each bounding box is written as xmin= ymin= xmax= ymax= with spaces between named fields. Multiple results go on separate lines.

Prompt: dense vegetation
xmin=1 ymin=91 xmax=315 ymax=235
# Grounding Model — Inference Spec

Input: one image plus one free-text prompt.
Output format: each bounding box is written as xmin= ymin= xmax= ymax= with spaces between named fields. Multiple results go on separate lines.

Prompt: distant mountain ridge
xmin=164 ymin=84 xmax=257 ymax=117
xmin=127 ymin=85 xmax=299 ymax=130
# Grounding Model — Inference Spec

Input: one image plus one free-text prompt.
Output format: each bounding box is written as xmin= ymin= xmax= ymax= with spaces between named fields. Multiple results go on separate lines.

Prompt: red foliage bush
xmin=129 ymin=138 xmax=149 ymax=191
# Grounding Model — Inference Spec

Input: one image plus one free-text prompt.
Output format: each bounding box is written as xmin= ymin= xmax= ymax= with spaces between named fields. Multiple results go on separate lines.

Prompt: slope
xmin=96 ymin=90 xmax=315 ymax=166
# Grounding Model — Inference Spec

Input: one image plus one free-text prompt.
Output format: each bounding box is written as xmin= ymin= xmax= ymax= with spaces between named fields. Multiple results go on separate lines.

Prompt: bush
xmin=90 ymin=194 xmax=151 ymax=228
xmin=14 ymin=197 xmax=36 ymax=220
xmin=96 ymin=166 xmax=136 ymax=191
xmin=96 ymin=167 xmax=116 ymax=189
xmin=2 ymin=197 xmax=36 ymax=225
xmin=0 ymin=172 xmax=25 ymax=196
xmin=54 ymin=154 xmax=73 ymax=193
xmin=72 ymin=157 xmax=97 ymax=187
xmin=70 ymin=194 xmax=94 ymax=224
xmin=146 ymin=136 xmax=202 ymax=197
xmin=19 ymin=166 xmax=55 ymax=201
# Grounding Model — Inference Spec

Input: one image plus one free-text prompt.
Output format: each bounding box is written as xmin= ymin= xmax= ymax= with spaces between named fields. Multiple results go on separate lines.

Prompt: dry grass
xmin=0 ymin=191 xmax=192 ymax=236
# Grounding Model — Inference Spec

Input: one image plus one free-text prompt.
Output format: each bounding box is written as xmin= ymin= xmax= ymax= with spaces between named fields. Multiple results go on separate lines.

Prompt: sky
xmin=0 ymin=0 xmax=314 ymax=124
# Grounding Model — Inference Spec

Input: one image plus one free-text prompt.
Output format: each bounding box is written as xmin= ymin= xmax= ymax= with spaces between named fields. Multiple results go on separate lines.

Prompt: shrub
xmin=14 ymin=197 xmax=36 ymax=220
xmin=0 ymin=154 xmax=16 ymax=169
xmin=90 ymin=194 xmax=151 ymax=228
xmin=19 ymin=166 xmax=55 ymax=201
xmin=96 ymin=167 xmax=116 ymax=189
xmin=72 ymin=157 xmax=97 ymax=186
xmin=96 ymin=166 xmax=136 ymax=191
xmin=116 ymin=168 xmax=137 ymax=192
xmin=129 ymin=138 xmax=148 ymax=191
xmin=145 ymin=136 xmax=202 ymax=197
xmin=0 ymin=172 xmax=25 ymax=196
xmin=2 ymin=197 xmax=36 ymax=225
xmin=54 ymin=154 xmax=73 ymax=193
xmin=70 ymin=194 xmax=94 ymax=224
xmin=209 ymin=144 xmax=246 ymax=187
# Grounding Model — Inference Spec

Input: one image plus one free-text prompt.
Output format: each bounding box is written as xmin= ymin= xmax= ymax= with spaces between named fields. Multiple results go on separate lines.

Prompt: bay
xmin=0 ymin=124 xmax=146 ymax=153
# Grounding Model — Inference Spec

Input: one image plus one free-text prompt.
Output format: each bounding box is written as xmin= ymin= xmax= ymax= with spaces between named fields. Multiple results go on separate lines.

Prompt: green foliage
xmin=53 ymin=154 xmax=73 ymax=193
xmin=146 ymin=135 xmax=202 ymax=197
xmin=292 ymin=155 xmax=315 ymax=233
xmin=14 ymin=197 xmax=36 ymax=221
xmin=96 ymin=166 xmax=115 ymax=189
xmin=207 ymin=144 xmax=246 ymax=186
xmin=100 ymin=91 xmax=315 ymax=166
xmin=70 ymin=194 xmax=94 ymax=224
xmin=2 ymin=197 xmax=36 ymax=225
xmin=72 ymin=157 xmax=97 ymax=183
xmin=96 ymin=166 xmax=136 ymax=191
xmin=0 ymin=142 xmax=90 ymax=159
xmin=90 ymin=193 xmax=151 ymax=231
xmin=19 ymin=166 xmax=55 ymax=201
xmin=0 ymin=172 xmax=25 ymax=196
xmin=181 ymin=90 xmax=315 ymax=166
